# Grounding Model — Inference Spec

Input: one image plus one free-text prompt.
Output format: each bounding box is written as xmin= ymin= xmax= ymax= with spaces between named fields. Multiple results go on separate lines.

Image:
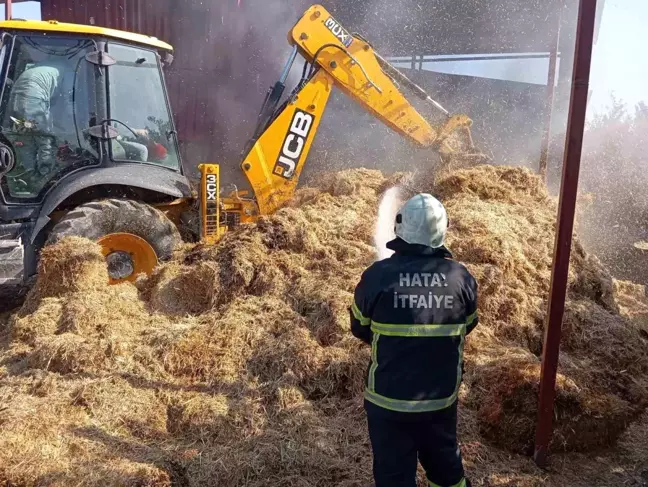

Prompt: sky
xmin=1 ymin=1 xmax=39 ymax=21
xmin=588 ymin=0 xmax=648 ymax=115
xmin=1 ymin=0 xmax=646 ymax=115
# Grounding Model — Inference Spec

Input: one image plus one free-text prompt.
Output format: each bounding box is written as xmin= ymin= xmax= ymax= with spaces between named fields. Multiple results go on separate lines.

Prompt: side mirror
xmin=0 ymin=143 xmax=15 ymax=175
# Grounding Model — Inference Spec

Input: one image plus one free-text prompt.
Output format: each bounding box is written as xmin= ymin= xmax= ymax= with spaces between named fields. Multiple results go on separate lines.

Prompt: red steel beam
xmin=5 ymin=0 xmax=11 ymax=20
xmin=539 ymin=5 xmax=563 ymax=180
xmin=534 ymin=0 xmax=598 ymax=467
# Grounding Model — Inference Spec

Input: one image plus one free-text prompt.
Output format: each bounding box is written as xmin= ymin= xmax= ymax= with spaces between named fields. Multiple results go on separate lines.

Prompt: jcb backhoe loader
xmin=0 ymin=4 xmax=485 ymax=293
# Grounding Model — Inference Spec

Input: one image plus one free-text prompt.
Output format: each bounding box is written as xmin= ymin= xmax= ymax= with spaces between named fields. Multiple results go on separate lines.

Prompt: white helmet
xmin=394 ymin=193 xmax=448 ymax=248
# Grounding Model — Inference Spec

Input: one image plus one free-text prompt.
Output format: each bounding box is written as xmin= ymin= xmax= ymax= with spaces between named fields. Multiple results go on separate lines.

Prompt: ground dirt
xmin=0 ymin=165 xmax=647 ymax=487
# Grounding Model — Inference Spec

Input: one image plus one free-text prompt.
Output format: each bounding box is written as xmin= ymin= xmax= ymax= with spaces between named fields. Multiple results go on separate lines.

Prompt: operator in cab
xmin=8 ymin=46 xmax=67 ymax=178
xmin=350 ymin=193 xmax=478 ymax=487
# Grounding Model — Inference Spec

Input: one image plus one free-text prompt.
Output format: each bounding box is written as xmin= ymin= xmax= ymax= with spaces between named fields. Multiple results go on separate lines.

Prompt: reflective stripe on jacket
xmin=350 ymin=238 xmax=478 ymax=414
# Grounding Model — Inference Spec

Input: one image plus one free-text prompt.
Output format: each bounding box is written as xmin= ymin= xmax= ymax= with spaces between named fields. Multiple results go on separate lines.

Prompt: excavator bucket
xmin=433 ymin=114 xmax=491 ymax=170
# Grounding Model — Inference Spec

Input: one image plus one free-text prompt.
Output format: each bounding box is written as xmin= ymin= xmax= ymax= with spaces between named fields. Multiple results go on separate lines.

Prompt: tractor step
xmin=0 ymin=237 xmax=24 ymax=286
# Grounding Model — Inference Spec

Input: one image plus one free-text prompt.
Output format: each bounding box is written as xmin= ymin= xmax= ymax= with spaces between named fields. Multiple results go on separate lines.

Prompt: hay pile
xmin=1 ymin=165 xmax=647 ymax=486
xmin=438 ymin=166 xmax=648 ymax=453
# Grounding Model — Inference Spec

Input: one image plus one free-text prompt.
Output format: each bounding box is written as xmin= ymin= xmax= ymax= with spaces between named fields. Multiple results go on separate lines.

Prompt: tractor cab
xmin=0 ymin=20 xmax=182 ymax=203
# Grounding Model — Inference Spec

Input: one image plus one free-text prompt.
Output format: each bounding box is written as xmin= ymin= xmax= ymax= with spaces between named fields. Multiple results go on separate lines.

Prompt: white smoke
xmin=374 ymin=186 xmax=403 ymax=261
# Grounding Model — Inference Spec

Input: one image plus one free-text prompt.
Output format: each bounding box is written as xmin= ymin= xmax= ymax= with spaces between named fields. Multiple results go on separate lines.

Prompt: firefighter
xmin=350 ymin=193 xmax=478 ymax=487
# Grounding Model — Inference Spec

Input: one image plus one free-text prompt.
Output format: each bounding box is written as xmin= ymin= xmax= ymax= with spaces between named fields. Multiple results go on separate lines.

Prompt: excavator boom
xmin=289 ymin=6 xmax=442 ymax=146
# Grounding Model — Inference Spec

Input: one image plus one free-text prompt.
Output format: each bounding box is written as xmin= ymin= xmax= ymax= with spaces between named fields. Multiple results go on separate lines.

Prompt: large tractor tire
xmin=47 ymin=199 xmax=181 ymax=284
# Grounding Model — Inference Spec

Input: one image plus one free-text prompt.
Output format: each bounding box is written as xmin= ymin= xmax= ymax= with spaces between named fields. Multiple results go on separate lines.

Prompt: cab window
xmin=0 ymin=36 xmax=98 ymax=201
xmin=107 ymin=43 xmax=180 ymax=170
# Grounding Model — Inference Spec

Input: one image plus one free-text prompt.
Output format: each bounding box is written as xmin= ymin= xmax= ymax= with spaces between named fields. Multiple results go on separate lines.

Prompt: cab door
xmin=0 ymin=34 xmax=99 ymax=204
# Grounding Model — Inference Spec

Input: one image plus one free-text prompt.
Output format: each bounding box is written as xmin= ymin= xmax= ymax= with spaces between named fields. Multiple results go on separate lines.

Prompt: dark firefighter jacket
xmin=350 ymin=238 xmax=478 ymax=416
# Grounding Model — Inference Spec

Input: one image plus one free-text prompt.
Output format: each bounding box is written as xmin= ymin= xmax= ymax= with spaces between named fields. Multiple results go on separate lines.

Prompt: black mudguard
xmin=30 ymin=164 xmax=192 ymax=243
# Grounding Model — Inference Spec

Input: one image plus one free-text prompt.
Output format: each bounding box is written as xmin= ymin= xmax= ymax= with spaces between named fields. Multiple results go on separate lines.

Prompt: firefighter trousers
xmin=366 ymin=402 xmax=470 ymax=487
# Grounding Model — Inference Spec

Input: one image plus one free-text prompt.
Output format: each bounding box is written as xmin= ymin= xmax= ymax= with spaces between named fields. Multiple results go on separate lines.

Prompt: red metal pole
xmin=534 ymin=0 xmax=598 ymax=467
xmin=539 ymin=6 xmax=563 ymax=180
xmin=5 ymin=0 xmax=12 ymax=21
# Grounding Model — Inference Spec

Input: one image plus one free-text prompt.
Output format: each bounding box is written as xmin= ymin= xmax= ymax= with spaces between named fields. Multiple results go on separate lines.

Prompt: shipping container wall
xmin=41 ymin=0 xmax=173 ymax=40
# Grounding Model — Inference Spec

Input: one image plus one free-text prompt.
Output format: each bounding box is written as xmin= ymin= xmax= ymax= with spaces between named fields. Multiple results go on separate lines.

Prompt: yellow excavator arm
xmin=290 ymin=6 xmax=452 ymax=147
xmin=200 ymin=4 xmax=483 ymax=243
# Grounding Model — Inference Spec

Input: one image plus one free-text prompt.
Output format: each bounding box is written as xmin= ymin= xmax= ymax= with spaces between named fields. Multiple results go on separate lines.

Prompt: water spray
xmin=374 ymin=186 xmax=403 ymax=261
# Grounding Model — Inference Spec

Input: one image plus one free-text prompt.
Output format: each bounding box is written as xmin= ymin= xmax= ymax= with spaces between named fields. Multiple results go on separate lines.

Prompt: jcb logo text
xmin=273 ymin=110 xmax=314 ymax=180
